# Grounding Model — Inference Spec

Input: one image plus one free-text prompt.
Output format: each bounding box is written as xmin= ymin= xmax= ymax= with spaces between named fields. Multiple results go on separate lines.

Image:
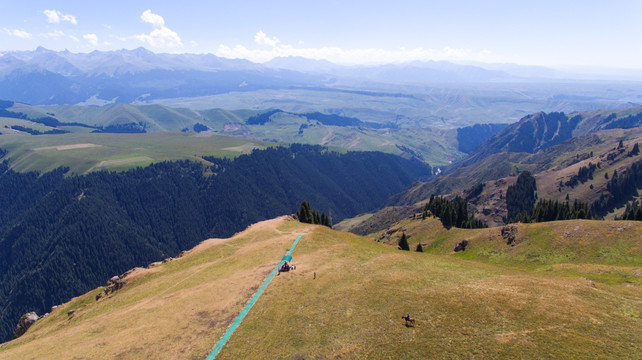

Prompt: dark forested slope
xmin=0 ymin=144 xmax=430 ymax=341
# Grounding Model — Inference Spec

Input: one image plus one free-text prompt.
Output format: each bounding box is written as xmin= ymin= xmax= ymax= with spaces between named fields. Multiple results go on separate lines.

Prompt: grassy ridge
xmin=0 ymin=132 xmax=270 ymax=174
xmin=2 ymin=217 xmax=640 ymax=359
xmin=377 ymin=217 xmax=641 ymax=282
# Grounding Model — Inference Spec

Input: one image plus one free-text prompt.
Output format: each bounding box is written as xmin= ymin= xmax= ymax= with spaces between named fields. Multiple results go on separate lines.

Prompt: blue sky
xmin=2 ymin=1 xmax=641 ymax=68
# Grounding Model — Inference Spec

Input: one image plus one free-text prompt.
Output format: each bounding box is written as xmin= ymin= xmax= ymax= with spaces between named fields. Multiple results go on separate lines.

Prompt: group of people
xmin=279 ymin=261 xmax=295 ymax=273
xmin=280 ymin=261 xmax=291 ymax=272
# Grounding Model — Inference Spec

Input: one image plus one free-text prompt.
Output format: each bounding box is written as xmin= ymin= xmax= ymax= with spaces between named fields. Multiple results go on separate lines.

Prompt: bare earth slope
xmin=1 ymin=217 xmax=640 ymax=359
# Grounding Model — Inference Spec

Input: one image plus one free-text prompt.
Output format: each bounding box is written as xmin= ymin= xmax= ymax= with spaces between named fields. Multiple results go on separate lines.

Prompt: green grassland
xmin=378 ymin=217 xmax=641 ymax=279
xmin=7 ymin=102 xmax=464 ymax=166
xmin=1 ymin=217 xmax=639 ymax=359
xmin=0 ymin=132 xmax=270 ymax=174
xmin=142 ymin=85 xmax=634 ymax=129
xmin=0 ymin=117 xmax=59 ymax=134
xmin=241 ymin=112 xmax=462 ymax=166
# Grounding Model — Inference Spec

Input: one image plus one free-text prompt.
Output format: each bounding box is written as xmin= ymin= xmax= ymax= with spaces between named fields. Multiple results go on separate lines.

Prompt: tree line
xmin=563 ymin=162 xmax=597 ymax=188
xmin=506 ymin=171 xmax=538 ymax=222
xmin=513 ymin=199 xmax=593 ymax=223
xmin=423 ymin=195 xmax=487 ymax=230
xmin=296 ymin=201 xmax=331 ymax=227
xmin=592 ymin=159 xmax=642 ymax=216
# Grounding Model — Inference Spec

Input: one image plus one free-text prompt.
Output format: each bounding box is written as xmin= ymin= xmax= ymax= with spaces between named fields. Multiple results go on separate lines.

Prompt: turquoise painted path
xmin=205 ymin=234 xmax=303 ymax=360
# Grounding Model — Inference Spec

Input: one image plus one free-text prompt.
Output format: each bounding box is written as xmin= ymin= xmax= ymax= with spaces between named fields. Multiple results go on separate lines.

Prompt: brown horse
xmin=402 ymin=315 xmax=415 ymax=327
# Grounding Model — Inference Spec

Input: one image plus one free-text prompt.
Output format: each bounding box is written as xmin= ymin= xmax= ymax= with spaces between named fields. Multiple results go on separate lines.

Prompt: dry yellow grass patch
xmin=220 ymin=143 xmax=263 ymax=154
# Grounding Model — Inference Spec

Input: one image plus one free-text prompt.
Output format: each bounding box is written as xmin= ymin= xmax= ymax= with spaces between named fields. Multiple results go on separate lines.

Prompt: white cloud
xmin=140 ymin=9 xmax=165 ymax=27
xmin=134 ymin=9 xmax=182 ymax=48
xmin=43 ymin=10 xmax=77 ymax=25
xmin=214 ymin=31 xmax=499 ymax=65
xmin=134 ymin=27 xmax=182 ymax=48
xmin=83 ymin=33 xmax=98 ymax=45
xmin=189 ymin=40 xmax=198 ymax=47
xmin=3 ymin=28 xmax=33 ymax=39
xmin=254 ymin=30 xmax=279 ymax=46
xmin=216 ymin=42 xmax=489 ymax=65
xmin=42 ymin=29 xmax=65 ymax=40
xmin=69 ymin=34 xmax=79 ymax=42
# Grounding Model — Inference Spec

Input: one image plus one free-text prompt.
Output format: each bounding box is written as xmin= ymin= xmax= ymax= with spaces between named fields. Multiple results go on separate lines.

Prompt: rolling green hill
xmin=1 ymin=217 xmax=639 ymax=359
xmin=0 ymin=132 xmax=270 ymax=174
xmin=4 ymin=102 xmax=462 ymax=166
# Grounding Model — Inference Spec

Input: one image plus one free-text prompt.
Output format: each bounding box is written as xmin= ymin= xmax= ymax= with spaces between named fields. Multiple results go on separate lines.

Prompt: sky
xmin=1 ymin=1 xmax=642 ymax=69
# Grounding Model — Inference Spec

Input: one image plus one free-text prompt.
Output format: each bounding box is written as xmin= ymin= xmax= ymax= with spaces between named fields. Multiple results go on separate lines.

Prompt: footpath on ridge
xmin=205 ymin=234 xmax=304 ymax=360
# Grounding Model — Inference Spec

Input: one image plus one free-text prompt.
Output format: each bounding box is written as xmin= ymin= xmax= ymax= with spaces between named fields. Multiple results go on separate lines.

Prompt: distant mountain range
xmin=3 ymin=47 xmax=641 ymax=106
xmin=264 ymin=56 xmax=511 ymax=82
xmin=0 ymin=47 xmax=325 ymax=105
xmin=0 ymin=46 xmax=261 ymax=77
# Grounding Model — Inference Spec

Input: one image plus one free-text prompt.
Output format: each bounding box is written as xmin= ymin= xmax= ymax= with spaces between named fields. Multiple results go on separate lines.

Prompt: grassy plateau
xmin=0 ymin=132 xmax=270 ymax=174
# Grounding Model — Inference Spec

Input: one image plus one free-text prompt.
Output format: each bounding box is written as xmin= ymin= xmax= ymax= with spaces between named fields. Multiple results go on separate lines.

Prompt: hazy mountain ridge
xmin=459 ymin=106 xmax=642 ymax=168
xmin=4 ymin=47 xmax=642 ymax=110
xmin=1 ymin=47 xmax=259 ymax=77
xmin=0 ymin=48 xmax=325 ymax=105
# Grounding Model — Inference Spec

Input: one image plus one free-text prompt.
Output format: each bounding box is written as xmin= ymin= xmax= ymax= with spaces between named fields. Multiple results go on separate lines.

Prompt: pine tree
xmin=399 ymin=233 xmax=410 ymax=251
xmin=297 ymin=201 xmax=332 ymax=227
xmin=415 ymin=243 xmax=423 ymax=252
xmin=297 ymin=201 xmax=313 ymax=224
xmin=321 ymin=212 xmax=332 ymax=227
xmin=442 ymin=207 xmax=454 ymax=229
xmin=506 ymin=171 xmax=537 ymax=222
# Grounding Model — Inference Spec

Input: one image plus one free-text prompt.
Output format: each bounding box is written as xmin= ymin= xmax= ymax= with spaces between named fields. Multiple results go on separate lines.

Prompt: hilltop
xmin=1 ymin=216 xmax=639 ymax=359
